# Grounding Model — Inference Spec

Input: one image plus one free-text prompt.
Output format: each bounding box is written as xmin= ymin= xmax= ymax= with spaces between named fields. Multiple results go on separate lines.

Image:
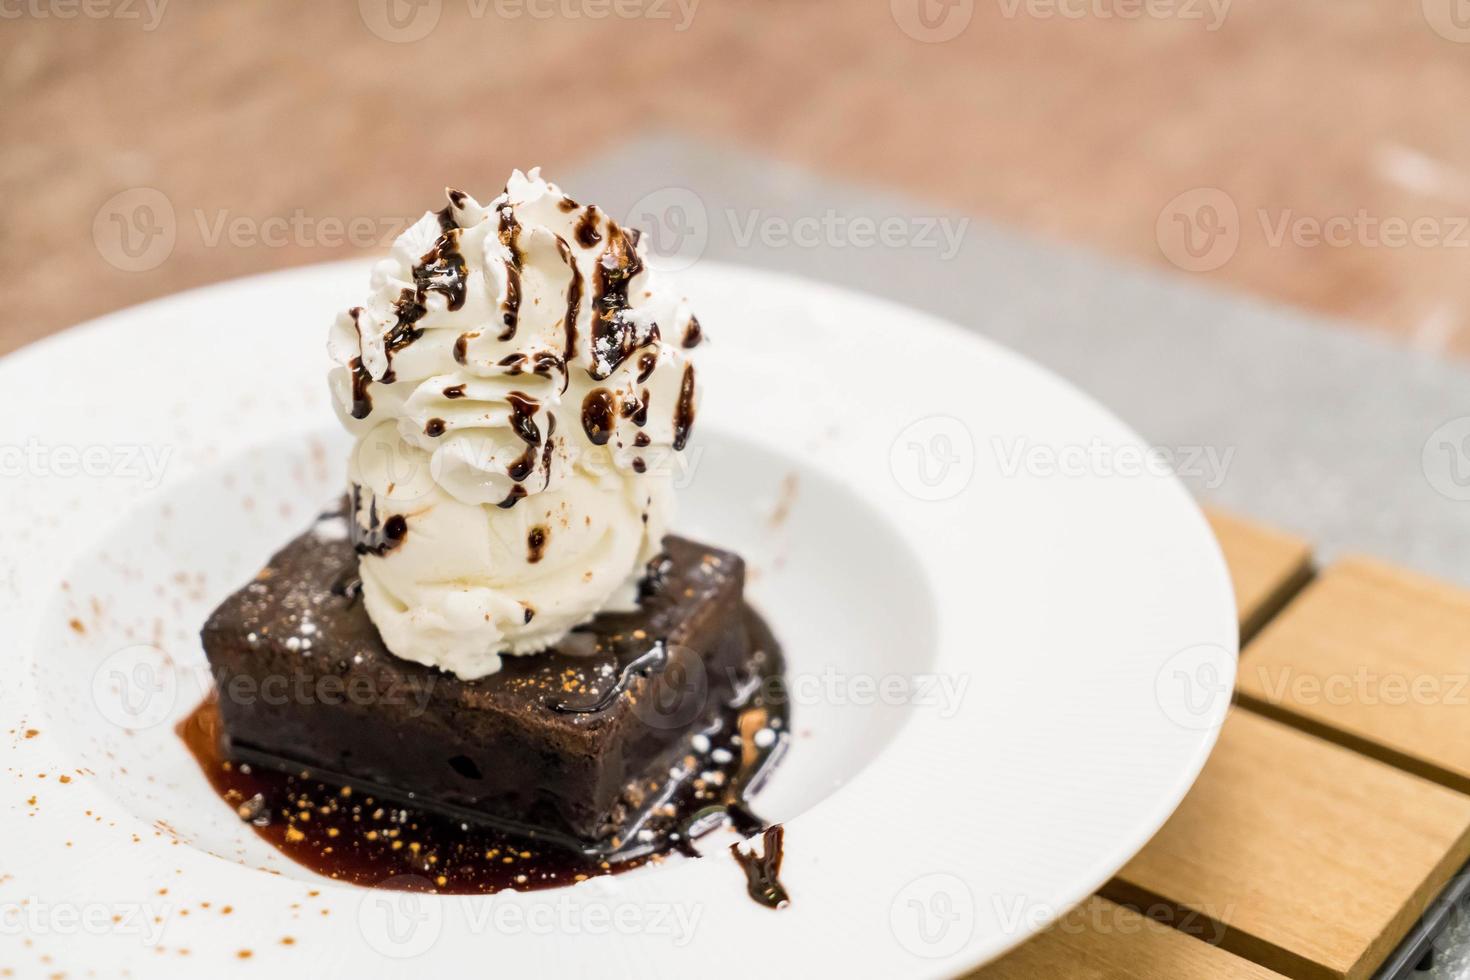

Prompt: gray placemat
xmin=569 ymin=135 xmax=1470 ymax=587
xmin=569 ymin=135 xmax=1470 ymax=977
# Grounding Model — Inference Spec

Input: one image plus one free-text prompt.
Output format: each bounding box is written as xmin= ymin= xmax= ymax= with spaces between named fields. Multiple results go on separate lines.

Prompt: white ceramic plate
xmin=0 ymin=261 xmax=1236 ymax=978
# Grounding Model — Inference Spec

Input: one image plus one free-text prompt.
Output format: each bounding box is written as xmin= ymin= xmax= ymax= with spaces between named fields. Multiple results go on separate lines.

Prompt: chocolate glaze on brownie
xmin=190 ymin=512 xmax=788 ymax=894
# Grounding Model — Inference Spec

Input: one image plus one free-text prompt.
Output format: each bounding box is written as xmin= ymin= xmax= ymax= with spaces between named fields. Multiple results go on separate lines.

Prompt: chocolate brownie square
xmin=201 ymin=514 xmax=759 ymax=850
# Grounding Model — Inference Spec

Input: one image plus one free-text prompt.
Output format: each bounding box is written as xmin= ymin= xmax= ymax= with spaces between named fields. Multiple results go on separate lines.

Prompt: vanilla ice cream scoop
xmin=327 ymin=169 xmax=700 ymax=678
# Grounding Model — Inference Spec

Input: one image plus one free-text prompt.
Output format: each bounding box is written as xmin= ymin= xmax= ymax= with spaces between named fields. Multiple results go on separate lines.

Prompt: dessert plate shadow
xmin=0 ymin=260 xmax=1236 ymax=978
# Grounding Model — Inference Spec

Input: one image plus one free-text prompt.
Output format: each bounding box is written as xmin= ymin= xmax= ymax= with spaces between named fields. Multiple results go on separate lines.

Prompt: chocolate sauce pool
xmin=178 ymin=611 xmax=789 ymax=899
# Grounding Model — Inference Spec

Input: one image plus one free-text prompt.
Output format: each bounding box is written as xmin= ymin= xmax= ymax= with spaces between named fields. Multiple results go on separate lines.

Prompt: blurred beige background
xmin=4 ymin=0 xmax=1470 ymax=357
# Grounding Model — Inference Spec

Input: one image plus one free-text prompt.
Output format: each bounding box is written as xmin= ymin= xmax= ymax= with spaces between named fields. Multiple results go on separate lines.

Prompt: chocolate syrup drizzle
xmin=496 ymin=205 xmax=523 ymax=342
xmin=348 ymin=202 xmax=468 ymax=420
xmin=547 ymin=642 xmax=668 ymax=715
xmin=330 ymin=568 xmax=362 ymax=604
xmin=348 ymin=484 xmax=409 ymax=557
xmin=628 ymin=388 xmax=650 ymax=428
xmin=581 ymin=388 xmax=616 ymax=446
xmin=730 ymin=826 xmax=789 ymax=909
xmin=555 ymin=235 xmax=583 ymax=361
xmin=345 ymin=192 xmax=700 ymax=481
xmin=588 ymin=222 xmax=648 ymax=380
xmin=414 ymin=205 xmax=468 ymax=310
xmin=526 ymin=525 xmax=548 ymax=564
xmin=540 ymin=413 xmax=556 ymax=477
xmin=498 ymin=351 xmax=568 ymax=392
xmin=506 ymin=392 xmax=539 ymax=445
xmin=636 ymin=351 xmax=658 ymax=384
xmin=498 ymin=391 xmax=546 ymax=503
xmin=574 ymin=205 xmax=602 ymax=248
xmin=673 ymin=364 xmax=697 ymax=451
xmin=349 ymin=356 xmax=375 ymax=420
xmin=682 ymin=315 xmax=703 ymax=349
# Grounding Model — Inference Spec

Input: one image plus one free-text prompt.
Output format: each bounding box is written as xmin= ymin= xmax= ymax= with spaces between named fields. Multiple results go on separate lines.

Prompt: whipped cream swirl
xmin=326 ymin=169 xmax=701 ymax=679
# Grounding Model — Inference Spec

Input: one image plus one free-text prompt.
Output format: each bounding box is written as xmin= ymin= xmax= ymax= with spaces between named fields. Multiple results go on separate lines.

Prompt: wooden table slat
xmin=1101 ymin=710 xmax=1470 ymax=980
xmin=1236 ymin=556 xmax=1470 ymax=796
